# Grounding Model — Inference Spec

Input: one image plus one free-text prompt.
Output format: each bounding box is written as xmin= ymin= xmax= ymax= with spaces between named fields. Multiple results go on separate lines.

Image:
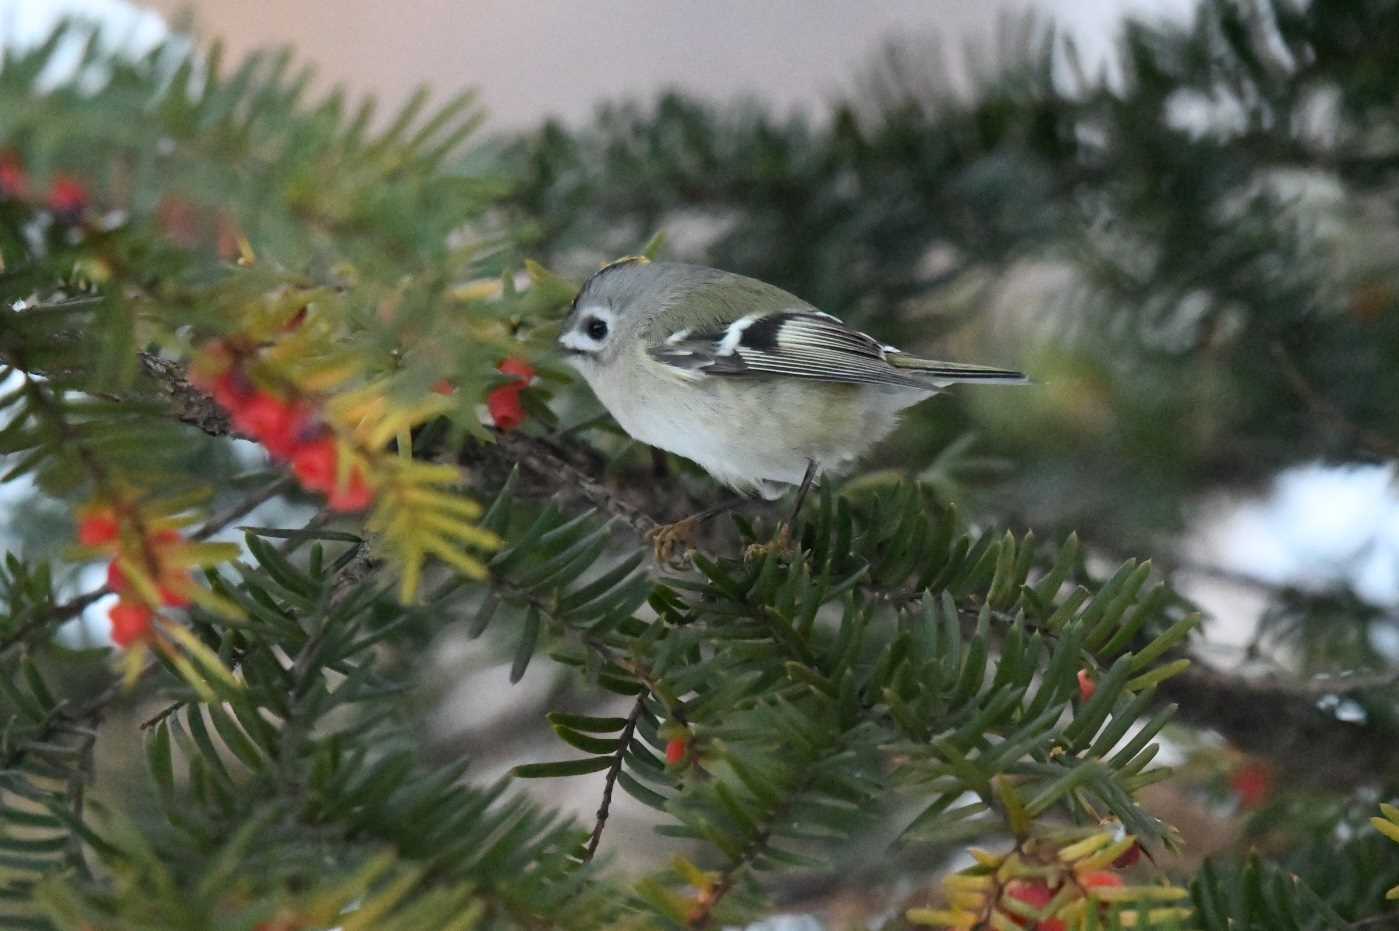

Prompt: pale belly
xmin=592 ymin=362 xmax=927 ymax=497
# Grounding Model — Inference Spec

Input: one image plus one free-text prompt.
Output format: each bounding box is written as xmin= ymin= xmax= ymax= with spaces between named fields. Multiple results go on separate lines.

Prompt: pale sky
xmin=129 ymin=0 xmax=1198 ymax=128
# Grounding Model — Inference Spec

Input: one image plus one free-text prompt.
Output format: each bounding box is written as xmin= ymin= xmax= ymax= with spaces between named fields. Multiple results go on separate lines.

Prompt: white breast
xmin=575 ymin=344 xmax=927 ymax=499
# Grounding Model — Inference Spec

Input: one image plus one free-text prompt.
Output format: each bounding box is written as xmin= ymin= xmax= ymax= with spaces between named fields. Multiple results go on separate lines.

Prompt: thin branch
xmin=139 ymin=698 xmax=183 ymax=731
xmin=1 ymin=660 xmax=157 ymax=772
xmin=1297 ymin=666 xmax=1399 ymax=696
xmin=191 ymin=476 xmax=295 ymax=541
xmin=0 ymin=588 xmax=107 ymax=656
xmin=494 ymin=432 xmax=662 ymax=539
xmin=583 ymin=696 xmax=646 ymax=863
xmin=136 ymin=353 xmax=238 ymax=439
xmin=1272 ymin=341 xmax=1399 ymax=459
xmin=1159 ymin=664 xmax=1399 ymax=790
xmin=1343 ymin=912 xmax=1399 ymax=930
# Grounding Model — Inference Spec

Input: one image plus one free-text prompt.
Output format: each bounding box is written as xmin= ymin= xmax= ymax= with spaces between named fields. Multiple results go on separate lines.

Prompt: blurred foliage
xmin=508 ymin=0 xmax=1399 ymax=542
xmin=0 ymin=1 xmax=1398 ymax=930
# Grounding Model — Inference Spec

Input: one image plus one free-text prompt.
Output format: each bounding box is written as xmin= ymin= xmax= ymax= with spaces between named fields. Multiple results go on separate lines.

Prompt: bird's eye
xmin=586 ymin=318 xmax=609 ymax=341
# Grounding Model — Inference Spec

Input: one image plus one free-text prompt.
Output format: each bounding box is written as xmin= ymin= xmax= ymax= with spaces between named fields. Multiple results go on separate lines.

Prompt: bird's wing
xmin=648 ymin=311 xmax=1026 ymax=388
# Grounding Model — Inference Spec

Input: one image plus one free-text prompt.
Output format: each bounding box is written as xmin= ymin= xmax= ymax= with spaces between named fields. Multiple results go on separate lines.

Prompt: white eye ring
xmin=559 ymin=305 xmax=617 ymax=353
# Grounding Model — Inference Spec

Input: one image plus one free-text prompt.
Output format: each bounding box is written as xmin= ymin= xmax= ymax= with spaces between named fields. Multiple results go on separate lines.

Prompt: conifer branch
xmin=495 ymin=431 xmax=663 ymax=540
xmin=0 ymin=588 xmax=107 ymax=656
xmin=73 ymin=349 xmax=1399 ymax=795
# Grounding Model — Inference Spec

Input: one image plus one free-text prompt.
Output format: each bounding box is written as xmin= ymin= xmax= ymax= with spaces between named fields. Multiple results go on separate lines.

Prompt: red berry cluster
xmin=78 ymin=507 xmax=193 ymax=649
xmin=486 ymin=357 xmax=536 ymax=432
xmin=1001 ymin=870 xmax=1125 ymax=931
xmin=190 ymin=342 xmax=374 ymax=512
xmin=0 ymin=150 xmax=90 ymax=222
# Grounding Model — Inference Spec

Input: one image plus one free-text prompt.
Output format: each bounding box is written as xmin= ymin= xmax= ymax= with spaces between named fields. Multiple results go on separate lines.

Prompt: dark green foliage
xmin=498 ymin=480 xmax=1195 ymax=925
xmin=1191 ymin=855 xmax=1352 ymax=931
xmin=0 ymin=656 xmax=99 ymax=930
xmin=2 ymin=2 xmax=1399 ymax=929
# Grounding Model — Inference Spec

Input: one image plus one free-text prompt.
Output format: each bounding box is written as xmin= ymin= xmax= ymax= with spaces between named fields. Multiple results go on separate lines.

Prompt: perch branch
xmin=68 ymin=351 xmax=1399 ymax=792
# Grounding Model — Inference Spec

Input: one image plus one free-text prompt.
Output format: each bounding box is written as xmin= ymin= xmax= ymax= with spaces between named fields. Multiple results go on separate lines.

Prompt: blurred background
xmin=134 ymin=0 xmax=1197 ymax=129
xmin=4 ymin=0 xmax=1399 ymax=925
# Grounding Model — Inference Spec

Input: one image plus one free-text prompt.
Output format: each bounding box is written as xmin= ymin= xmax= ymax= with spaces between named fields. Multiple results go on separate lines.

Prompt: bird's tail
xmin=885 ymin=352 xmax=1030 ymax=385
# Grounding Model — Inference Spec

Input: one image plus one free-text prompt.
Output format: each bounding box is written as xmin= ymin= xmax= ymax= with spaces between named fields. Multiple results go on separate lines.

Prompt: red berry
xmin=211 ymin=369 xmax=255 ymax=412
xmin=1007 ymin=880 xmax=1053 ymax=909
xmin=1003 ymin=880 xmax=1055 ymax=927
xmin=151 ymin=528 xmax=183 ymax=547
xmin=230 ymin=390 xmax=286 ymax=435
xmin=1077 ymin=668 xmax=1096 ymax=701
xmin=498 ymin=357 xmax=536 ymax=382
xmin=111 ymin=552 xmax=189 ymax=606
xmin=78 ymin=511 xmax=119 ymax=546
xmin=108 ymin=601 xmax=154 ymax=648
xmin=665 ymin=736 xmax=688 ymax=766
xmin=1231 ymin=761 xmax=1273 ymax=810
xmin=292 ymin=438 xmax=338 ymax=492
xmin=487 ymin=387 xmax=526 ymax=431
xmin=47 ymin=174 xmax=88 ymax=219
xmin=106 ymin=560 xmax=130 ymax=593
xmin=486 ymin=358 xmax=535 ymax=432
xmin=158 ymin=572 xmax=193 ymax=607
xmin=1112 ymin=841 xmax=1141 ymax=868
xmin=1080 ymin=870 xmax=1124 ymax=890
xmin=289 ymin=436 xmax=374 ymax=510
xmin=159 ymin=588 xmax=190 ymax=608
xmin=0 ymin=151 xmax=27 ymax=199
xmin=326 ymin=467 xmax=374 ymax=512
xmin=1038 ymin=919 xmax=1066 ymax=931
xmin=231 ymin=392 xmax=305 ymax=458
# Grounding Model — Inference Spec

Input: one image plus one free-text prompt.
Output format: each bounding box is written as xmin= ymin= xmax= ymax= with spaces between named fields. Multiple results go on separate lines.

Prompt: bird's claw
xmin=646 ymin=516 xmax=702 ymax=569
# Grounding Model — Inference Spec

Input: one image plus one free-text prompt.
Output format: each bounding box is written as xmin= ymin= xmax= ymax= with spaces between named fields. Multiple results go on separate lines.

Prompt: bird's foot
xmin=743 ymin=522 xmax=794 ymax=563
xmin=646 ymin=515 xmax=704 ymax=569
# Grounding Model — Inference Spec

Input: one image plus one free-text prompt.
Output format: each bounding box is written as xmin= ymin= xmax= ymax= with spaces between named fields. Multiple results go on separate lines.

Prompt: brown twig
xmin=583 ymin=696 xmax=646 ymax=863
xmin=1271 ymin=341 xmax=1399 ymax=459
xmin=493 ymin=432 xmax=663 ymax=539
xmin=137 ymin=353 xmax=238 ymax=438
xmin=0 ymin=588 xmax=108 ymax=656
xmin=191 ymin=476 xmax=295 ymax=541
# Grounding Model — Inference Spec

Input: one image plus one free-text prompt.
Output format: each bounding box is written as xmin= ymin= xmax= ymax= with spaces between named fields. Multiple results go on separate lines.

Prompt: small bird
xmin=557 ymin=257 xmax=1026 ymax=551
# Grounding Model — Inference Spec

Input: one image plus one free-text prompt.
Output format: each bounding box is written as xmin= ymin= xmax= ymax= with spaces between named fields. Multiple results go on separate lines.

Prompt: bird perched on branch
xmin=558 ymin=256 xmax=1027 ymax=560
